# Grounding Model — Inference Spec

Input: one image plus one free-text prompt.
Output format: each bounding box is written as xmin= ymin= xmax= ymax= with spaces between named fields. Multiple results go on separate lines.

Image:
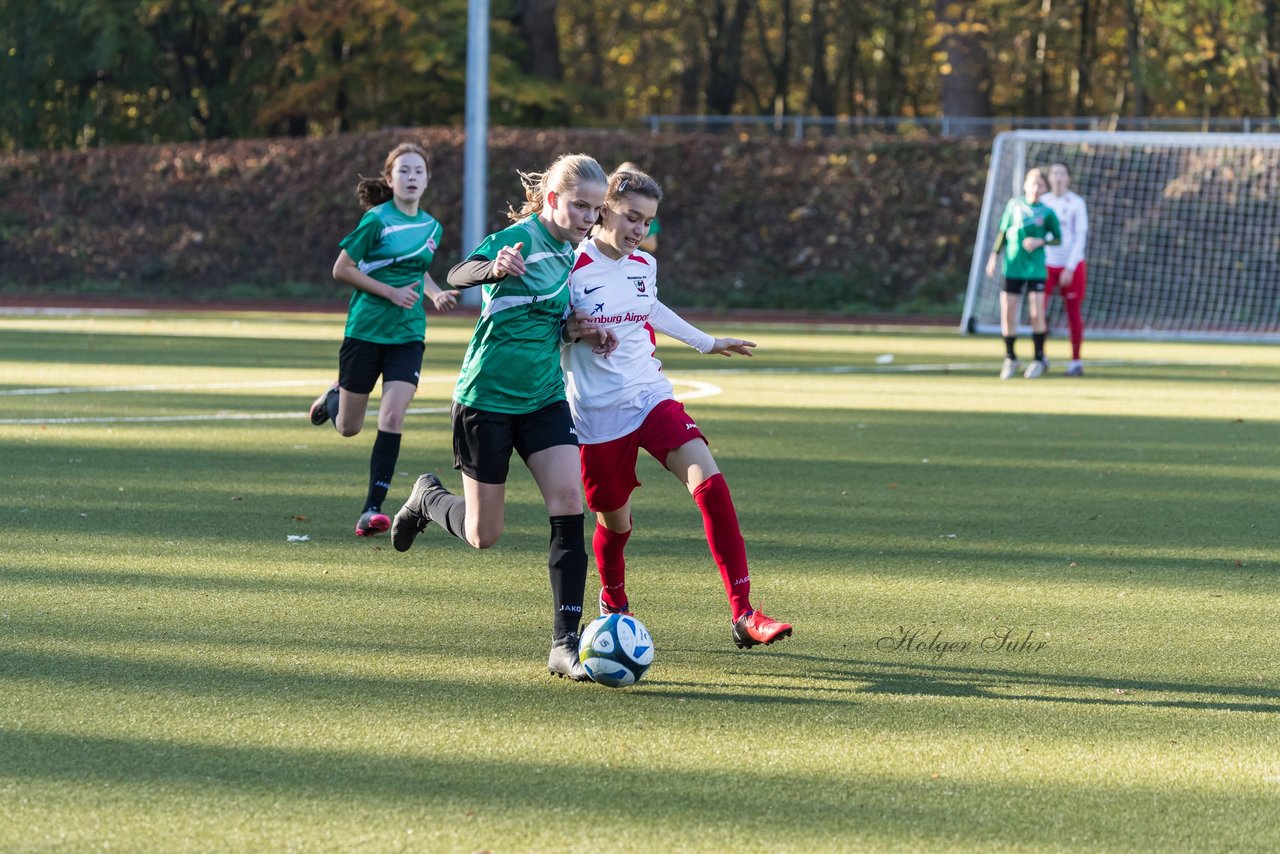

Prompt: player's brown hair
xmin=356 ymin=142 xmax=431 ymax=210
xmin=507 ymin=153 xmax=608 ymax=222
xmin=605 ymin=167 xmax=663 ymax=205
xmin=1025 ymin=167 xmax=1048 ymax=194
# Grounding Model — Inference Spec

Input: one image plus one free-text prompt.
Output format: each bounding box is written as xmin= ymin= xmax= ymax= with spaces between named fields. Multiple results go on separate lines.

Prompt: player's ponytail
xmin=507 ymin=153 xmax=608 ymax=222
xmin=355 ymin=142 xmax=432 ymax=211
xmin=355 ymin=176 xmax=393 ymax=210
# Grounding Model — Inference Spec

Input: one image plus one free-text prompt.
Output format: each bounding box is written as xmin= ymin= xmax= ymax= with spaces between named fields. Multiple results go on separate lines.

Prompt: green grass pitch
xmin=1 ymin=310 xmax=1277 ymax=852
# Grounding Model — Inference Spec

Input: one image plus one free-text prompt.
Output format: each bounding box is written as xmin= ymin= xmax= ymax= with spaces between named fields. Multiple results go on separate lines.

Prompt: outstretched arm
xmin=649 ymin=302 xmax=754 ymax=358
xmin=649 ymin=301 xmax=716 ymax=353
xmin=707 ymin=337 xmax=756 ymax=357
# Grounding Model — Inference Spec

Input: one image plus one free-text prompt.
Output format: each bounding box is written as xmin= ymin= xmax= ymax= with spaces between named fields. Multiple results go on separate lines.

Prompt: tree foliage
xmin=3 ymin=0 xmax=1279 ymax=151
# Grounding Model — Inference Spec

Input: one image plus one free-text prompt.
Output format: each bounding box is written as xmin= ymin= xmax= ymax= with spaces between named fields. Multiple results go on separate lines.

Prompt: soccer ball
xmin=577 ymin=613 xmax=654 ymax=687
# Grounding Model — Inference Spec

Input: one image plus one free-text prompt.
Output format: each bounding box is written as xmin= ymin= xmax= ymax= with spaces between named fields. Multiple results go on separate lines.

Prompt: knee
xmin=380 ymin=412 xmax=406 ymax=433
xmin=470 ymin=530 xmax=501 ymax=550
xmin=548 ymin=491 xmax=584 ymax=517
xmin=336 ymin=423 xmax=361 ymax=438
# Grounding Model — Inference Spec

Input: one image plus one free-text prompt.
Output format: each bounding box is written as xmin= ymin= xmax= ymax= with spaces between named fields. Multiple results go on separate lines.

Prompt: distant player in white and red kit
xmin=561 ymin=168 xmax=793 ymax=650
xmin=1041 ymin=162 xmax=1089 ymax=376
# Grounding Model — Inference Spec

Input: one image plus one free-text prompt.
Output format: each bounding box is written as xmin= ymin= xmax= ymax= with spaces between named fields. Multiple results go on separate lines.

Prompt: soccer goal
xmin=961 ymin=130 xmax=1280 ymax=341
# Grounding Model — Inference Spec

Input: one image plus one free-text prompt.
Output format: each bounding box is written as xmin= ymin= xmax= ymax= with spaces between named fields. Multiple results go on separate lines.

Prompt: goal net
xmin=961 ymin=130 xmax=1280 ymax=341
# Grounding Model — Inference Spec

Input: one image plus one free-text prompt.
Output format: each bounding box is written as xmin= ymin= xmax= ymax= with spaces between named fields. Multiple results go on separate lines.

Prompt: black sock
xmin=1033 ymin=333 xmax=1046 ymax=361
xmin=1003 ymin=336 xmax=1017 ymax=359
xmin=548 ymin=514 xmax=587 ymax=640
xmin=325 ymin=386 xmax=340 ymax=423
xmin=424 ymin=483 xmax=469 ymax=541
xmin=364 ymin=430 xmax=400 ymax=512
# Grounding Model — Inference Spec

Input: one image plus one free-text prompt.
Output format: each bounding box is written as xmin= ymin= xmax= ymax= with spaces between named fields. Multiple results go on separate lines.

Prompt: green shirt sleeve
xmin=472 ymin=229 xmax=527 ymax=261
xmin=337 ymin=210 xmax=382 ymax=263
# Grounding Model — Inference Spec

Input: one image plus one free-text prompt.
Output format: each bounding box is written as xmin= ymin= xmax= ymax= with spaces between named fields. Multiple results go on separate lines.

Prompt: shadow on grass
xmin=2 ymin=727 xmax=1276 ymax=851
xmin=0 ymin=329 xmax=468 ymax=373
xmin=651 ymin=648 xmax=1280 ymax=715
xmin=1 ymin=563 xmax=437 ymax=601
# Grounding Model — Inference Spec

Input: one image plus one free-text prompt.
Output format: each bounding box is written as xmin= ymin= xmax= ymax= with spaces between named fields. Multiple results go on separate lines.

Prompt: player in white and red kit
xmin=561 ymin=168 xmax=792 ymax=649
xmin=1041 ymin=162 xmax=1089 ymax=376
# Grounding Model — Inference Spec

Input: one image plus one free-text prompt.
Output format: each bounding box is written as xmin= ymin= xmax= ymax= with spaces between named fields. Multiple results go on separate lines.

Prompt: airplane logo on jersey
xmin=591 ymin=302 xmax=604 ymax=315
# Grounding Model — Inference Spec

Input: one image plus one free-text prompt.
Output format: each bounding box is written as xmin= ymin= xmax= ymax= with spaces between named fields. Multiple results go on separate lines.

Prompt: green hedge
xmin=0 ymin=129 xmax=989 ymax=313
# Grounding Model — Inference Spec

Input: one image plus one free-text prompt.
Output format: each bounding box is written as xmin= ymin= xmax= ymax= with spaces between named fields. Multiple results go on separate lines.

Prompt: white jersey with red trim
xmin=562 ymin=239 xmax=715 ymax=444
xmin=1041 ymin=190 xmax=1088 ymax=269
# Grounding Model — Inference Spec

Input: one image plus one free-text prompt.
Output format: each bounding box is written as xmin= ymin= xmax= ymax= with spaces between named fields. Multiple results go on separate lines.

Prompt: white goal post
xmin=960 ymin=130 xmax=1280 ymax=341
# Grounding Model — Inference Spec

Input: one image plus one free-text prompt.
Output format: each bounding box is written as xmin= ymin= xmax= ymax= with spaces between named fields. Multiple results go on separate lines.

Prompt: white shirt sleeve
xmin=649 ymin=301 xmax=716 ymax=353
xmin=1067 ymin=196 xmax=1088 ymax=270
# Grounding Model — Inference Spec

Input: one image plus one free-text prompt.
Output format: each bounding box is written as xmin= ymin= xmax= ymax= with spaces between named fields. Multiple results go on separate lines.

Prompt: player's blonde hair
xmin=507 ymin=153 xmax=608 ymax=222
xmin=356 ymin=142 xmax=431 ymax=210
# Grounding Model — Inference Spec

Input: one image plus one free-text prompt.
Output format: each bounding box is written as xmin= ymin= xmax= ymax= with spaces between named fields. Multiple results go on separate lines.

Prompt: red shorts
xmin=580 ymin=399 xmax=707 ymax=513
xmin=1045 ymin=261 xmax=1087 ymax=301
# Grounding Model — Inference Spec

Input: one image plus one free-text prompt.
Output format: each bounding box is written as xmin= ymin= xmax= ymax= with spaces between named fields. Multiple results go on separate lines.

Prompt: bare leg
xmin=334 ymin=389 xmax=369 ymax=437
xmin=526 ymin=444 xmax=586 ymax=516
xmin=376 ymin=380 xmax=417 ymax=432
xmin=459 ymin=475 xmax=506 ymax=549
xmin=1000 ymin=291 xmax=1022 ymax=337
xmin=1027 ymin=291 xmax=1047 ymax=334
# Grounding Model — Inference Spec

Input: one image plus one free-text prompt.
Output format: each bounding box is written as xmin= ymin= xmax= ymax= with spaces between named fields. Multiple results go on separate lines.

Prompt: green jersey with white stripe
xmin=996 ymin=198 xmax=1060 ymax=281
xmin=453 ymin=216 xmax=575 ymax=414
xmin=338 ymin=201 xmax=443 ymax=344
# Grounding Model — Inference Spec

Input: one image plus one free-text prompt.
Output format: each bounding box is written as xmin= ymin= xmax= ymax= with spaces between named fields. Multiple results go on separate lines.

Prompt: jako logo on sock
xmin=732 ymin=576 xmax=751 ymax=585
xmin=559 ymin=604 xmax=583 ymax=612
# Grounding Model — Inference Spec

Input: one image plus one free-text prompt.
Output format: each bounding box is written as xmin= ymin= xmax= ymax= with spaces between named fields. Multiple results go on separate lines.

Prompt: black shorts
xmin=1003 ymin=278 xmax=1046 ymax=295
xmin=338 ymin=337 xmax=424 ymax=395
xmin=452 ymin=399 xmax=579 ymax=485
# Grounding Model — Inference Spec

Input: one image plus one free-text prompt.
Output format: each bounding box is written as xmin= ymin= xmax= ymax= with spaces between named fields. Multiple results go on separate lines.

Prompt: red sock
xmin=692 ymin=474 xmax=752 ymax=620
xmin=593 ymin=522 xmax=631 ymax=610
xmin=1065 ymin=293 xmax=1085 ymax=360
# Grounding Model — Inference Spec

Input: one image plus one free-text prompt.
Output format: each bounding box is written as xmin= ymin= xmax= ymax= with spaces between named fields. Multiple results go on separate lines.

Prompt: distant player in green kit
xmin=391 ymin=153 xmax=615 ymax=681
xmin=307 ymin=142 xmax=460 ymax=537
xmin=986 ymin=167 xmax=1061 ymax=379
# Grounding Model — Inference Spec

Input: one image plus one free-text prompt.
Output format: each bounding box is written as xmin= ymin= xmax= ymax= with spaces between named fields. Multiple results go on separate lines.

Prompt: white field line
xmin=681 ymin=358 xmax=1243 ymax=376
xmin=0 ymin=358 xmax=1243 ymax=425
xmin=0 ymin=376 xmax=459 ymax=397
xmin=0 ymin=378 xmax=723 ymax=426
xmin=0 ymin=406 xmax=452 ymax=426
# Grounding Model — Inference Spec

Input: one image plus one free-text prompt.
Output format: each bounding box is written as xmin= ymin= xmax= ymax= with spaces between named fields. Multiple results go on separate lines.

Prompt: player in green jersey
xmin=986 ymin=167 xmax=1061 ymax=379
xmin=391 ymin=153 xmax=616 ymax=682
xmin=307 ymin=142 xmax=460 ymax=537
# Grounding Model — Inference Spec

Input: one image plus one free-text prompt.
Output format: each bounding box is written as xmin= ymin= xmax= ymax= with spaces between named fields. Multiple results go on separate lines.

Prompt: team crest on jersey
xmin=427 ymin=237 xmax=438 ymax=252
xmin=628 ymin=274 xmax=647 ymax=294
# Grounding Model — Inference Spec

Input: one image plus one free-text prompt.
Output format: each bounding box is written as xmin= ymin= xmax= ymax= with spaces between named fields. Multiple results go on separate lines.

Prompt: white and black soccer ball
xmin=577 ymin=613 xmax=654 ymax=687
